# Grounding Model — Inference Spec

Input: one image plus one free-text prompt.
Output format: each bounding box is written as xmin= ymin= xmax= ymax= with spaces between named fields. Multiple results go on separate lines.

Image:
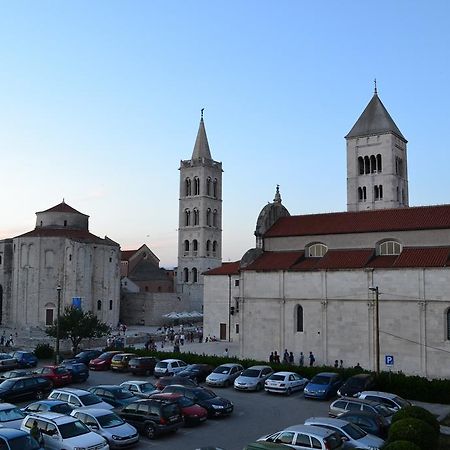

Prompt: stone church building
xmin=204 ymin=90 xmax=450 ymax=379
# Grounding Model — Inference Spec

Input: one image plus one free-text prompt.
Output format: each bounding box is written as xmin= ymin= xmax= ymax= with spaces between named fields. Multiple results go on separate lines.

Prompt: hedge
xmin=388 ymin=418 xmax=438 ymax=450
xmin=383 ymin=441 xmax=422 ymax=450
xmin=392 ymin=406 xmax=440 ymax=435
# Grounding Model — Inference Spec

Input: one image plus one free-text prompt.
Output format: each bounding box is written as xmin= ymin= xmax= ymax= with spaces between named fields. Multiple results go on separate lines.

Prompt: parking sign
xmin=385 ymin=355 xmax=394 ymax=366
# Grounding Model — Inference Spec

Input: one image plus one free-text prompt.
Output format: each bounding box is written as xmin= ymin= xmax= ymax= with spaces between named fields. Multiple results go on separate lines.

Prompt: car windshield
xmin=161 ymin=403 xmax=179 ymax=419
xmin=241 ymin=369 xmax=260 ymax=378
xmin=8 ymin=435 xmax=41 ymax=450
xmin=75 ymin=352 xmax=90 ymax=359
xmin=195 ymin=389 xmax=216 ymax=400
xmin=374 ymin=404 xmax=393 ymax=417
xmin=0 ymin=380 xmax=15 ymax=389
xmin=97 ymin=413 xmax=125 ymax=428
xmin=157 ymin=362 xmax=168 ymax=368
xmin=52 ymin=403 xmax=73 ymax=414
xmin=310 ymin=375 xmax=331 ymax=385
xmin=269 ymin=374 xmax=285 ymax=381
xmin=213 ymin=366 xmax=231 ymax=375
xmin=98 ymin=352 xmax=114 ymax=360
xmin=342 ymin=422 xmax=367 ymax=439
xmin=0 ymin=407 xmax=25 ymax=422
xmin=139 ymin=383 xmax=157 ymax=393
xmin=58 ymin=420 xmax=90 ymax=439
xmin=55 ymin=368 xmax=68 ymax=374
xmin=79 ymin=393 xmax=103 ymax=406
xmin=114 ymin=389 xmax=134 ymax=399
xmin=394 ymin=396 xmax=410 ymax=408
xmin=177 ymin=397 xmax=195 ymax=407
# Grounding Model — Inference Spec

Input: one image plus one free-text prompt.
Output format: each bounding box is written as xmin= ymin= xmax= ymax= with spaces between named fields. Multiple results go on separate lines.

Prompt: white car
xmin=119 ymin=381 xmax=159 ymax=398
xmin=21 ymin=412 xmax=109 ymax=450
xmin=153 ymin=359 xmax=188 ymax=378
xmin=357 ymin=391 xmax=412 ymax=412
xmin=264 ymin=371 xmax=309 ymax=395
xmin=48 ymin=388 xmax=114 ymax=410
xmin=71 ymin=408 xmax=139 ymax=448
xmin=0 ymin=403 xmax=26 ymax=429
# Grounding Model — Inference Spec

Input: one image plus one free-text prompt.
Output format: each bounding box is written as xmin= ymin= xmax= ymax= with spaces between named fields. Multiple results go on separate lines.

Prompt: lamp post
xmin=56 ymin=285 xmax=62 ymax=364
xmin=369 ymin=286 xmax=380 ymax=375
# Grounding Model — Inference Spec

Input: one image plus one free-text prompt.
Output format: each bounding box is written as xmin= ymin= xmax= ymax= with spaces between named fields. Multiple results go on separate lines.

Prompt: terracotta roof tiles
xmin=204 ymin=262 xmax=240 ymax=276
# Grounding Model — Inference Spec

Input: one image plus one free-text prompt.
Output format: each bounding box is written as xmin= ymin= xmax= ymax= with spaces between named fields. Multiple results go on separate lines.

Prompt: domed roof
xmin=255 ymin=186 xmax=290 ymax=238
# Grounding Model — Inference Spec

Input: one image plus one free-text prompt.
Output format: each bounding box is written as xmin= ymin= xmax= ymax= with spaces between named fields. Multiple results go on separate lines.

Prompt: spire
xmin=374 ymin=78 xmax=377 ymax=95
xmin=191 ymin=109 xmax=212 ymax=160
xmin=345 ymin=91 xmax=406 ymax=142
xmin=273 ymin=184 xmax=282 ymax=203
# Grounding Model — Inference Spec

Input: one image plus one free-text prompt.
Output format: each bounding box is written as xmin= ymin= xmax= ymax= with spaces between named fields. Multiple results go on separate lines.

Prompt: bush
xmin=383 ymin=441 xmax=421 ymax=450
xmin=392 ymin=405 xmax=440 ymax=435
xmin=34 ymin=343 xmax=54 ymax=359
xmin=388 ymin=418 xmax=438 ymax=450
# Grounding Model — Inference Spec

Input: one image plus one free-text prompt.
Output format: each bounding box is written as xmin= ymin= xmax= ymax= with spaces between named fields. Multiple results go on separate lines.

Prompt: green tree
xmin=46 ymin=306 xmax=110 ymax=355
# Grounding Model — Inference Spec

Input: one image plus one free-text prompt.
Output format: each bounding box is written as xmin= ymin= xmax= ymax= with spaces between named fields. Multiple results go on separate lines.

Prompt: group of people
xmin=269 ymin=350 xmax=316 ymax=367
xmin=0 ymin=331 xmax=15 ymax=348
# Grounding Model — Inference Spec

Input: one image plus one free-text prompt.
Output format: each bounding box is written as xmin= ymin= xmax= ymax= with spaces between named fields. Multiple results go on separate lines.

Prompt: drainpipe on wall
xmin=228 ymin=274 xmax=231 ymax=342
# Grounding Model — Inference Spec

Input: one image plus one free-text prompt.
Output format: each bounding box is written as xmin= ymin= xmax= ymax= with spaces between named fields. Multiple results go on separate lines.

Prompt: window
xmin=184 ymin=209 xmax=191 ymax=226
xmin=307 ymin=243 xmax=328 ymax=257
xmin=206 ymin=208 xmax=211 ymax=226
xmin=192 ymin=268 xmax=198 ymax=283
xmin=206 ymin=240 xmax=211 ymax=255
xmin=193 ymin=209 xmax=199 ymax=226
xmin=358 ymin=187 xmax=363 ymax=202
xmin=374 ymin=185 xmax=379 ymax=200
xmin=183 ymin=268 xmax=189 ymax=282
xmin=206 ymin=177 xmax=211 ymax=196
xmin=213 ymin=179 xmax=218 ymax=198
xmin=184 ymin=240 xmax=190 ymax=254
xmin=295 ymin=433 xmax=311 ymax=447
xmin=363 ymin=186 xmax=367 ymax=201
xmin=193 ymin=240 xmax=198 ymax=251
xmin=212 ymin=241 xmax=218 ymax=255
xmin=376 ymin=154 xmax=382 ymax=172
xmin=194 ymin=177 xmax=200 ymax=195
xmin=236 ymin=324 xmax=239 ymax=334
xmin=296 ymin=305 xmax=304 ymax=332
xmin=64 ymin=220 xmax=67 ymax=227
xmin=374 ymin=185 xmax=383 ymax=200
xmin=234 ymin=279 xmax=240 ymax=287
xmin=109 ymin=300 xmax=113 ymax=310
xmin=97 ymin=300 xmax=102 ymax=311
xmin=0 ymin=254 xmax=2 ymax=265
xmin=358 ymin=157 xmax=364 ymax=175
xmin=185 ymin=178 xmax=192 ymax=196
xmin=370 ymin=155 xmax=376 ymax=173
xmin=213 ymin=209 xmax=218 ymax=227
xmin=364 ymin=156 xmax=370 ymax=174
xmin=378 ymin=240 xmax=401 ymax=256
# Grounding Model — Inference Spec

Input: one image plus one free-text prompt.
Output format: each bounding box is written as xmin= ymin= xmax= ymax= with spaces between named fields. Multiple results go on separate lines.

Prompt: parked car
xmin=340 ymin=411 xmax=390 ymax=439
xmin=88 ymin=385 xmax=139 ymax=408
xmin=357 ymin=391 xmax=411 ymax=412
xmin=0 ymin=369 xmax=35 ymax=380
xmin=71 ymin=408 xmax=139 ymax=448
xmin=153 ymin=359 xmax=188 ymax=378
xmin=304 ymin=416 xmax=385 ymax=450
xmin=0 ymin=428 xmax=42 ymax=450
xmin=48 ymin=388 xmax=114 ymax=410
xmin=155 ymin=375 xmax=198 ymax=391
xmin=0 ymin=376 xmax=52 ymax=402
xmin=303 ymin=372 xmax=343 ymax=400
xmin=337 ymin=374 xmax=376 ymax=397
xmin=0 ymin=354 xmax=20 ymax=372
xmin=119 ymin=381 xmax=159 ymax=398
xmin=177 ymin=364 xmax=214 ymax=383
xmin=59 ymin=361 xmax=89 ymax=383
xmin=21 ymin=412 xmax=109 ymax=450
xmin=234 ymin=365 xmax=274 ymax=392
xmin=258 ymin=424 xmax=344 ymax=449
xmin=33 ymin=366 xmax=72 ymax=387
xmin=11 ymin=352 xmax=38 ymax=368
xmin=89 ymin=351 xmax=121 ymax=371
xmin=244 ymin=443 xmax=297 ymax=450
xmin=150 ymin=392 xmax=208 ymax=426
xmin=117 ymin=398 xmax=183 ymax=439
xmin=0 ymin=403 xmax=26 ymax=429
xmin=22 ymin=400 xmax=74 ymax=415
xmin=70 ymin=350 xmax=102 ymax=366
xmin=206 ymin=363 xmax=244 ymax=388
xmin=329 ymin=397 xmax=393 ymax=423
xmin=110 ymin=353 xmax=137 ymax=372
xmin=161 ymin=385 xmax=233 ymax=418
xmin=265 ymin=371 xmax=309 ymax=395
xmin=128 ymin=357 xmax=159 ymax=375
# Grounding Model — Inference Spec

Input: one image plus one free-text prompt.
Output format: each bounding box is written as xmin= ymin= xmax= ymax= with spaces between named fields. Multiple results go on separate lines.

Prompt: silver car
xmin=119 ymin=381 xmax=159 ymax=398
xmin=0 ymin=403 xmax=26 ymax=429
xmin=304 ymin=416 xmax=385 ymax=449
xmin=234 ymin=365 xmax=273 ymax=391
xmin=206 ymin=363 xmax=244 ymax=387
xmin=71 ymin=408 xmax=139 ymax=449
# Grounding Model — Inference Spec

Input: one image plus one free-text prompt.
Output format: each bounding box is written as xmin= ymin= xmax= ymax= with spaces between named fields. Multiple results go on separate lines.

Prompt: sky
xmin=1 ymin=1 xmax=450 ymax=268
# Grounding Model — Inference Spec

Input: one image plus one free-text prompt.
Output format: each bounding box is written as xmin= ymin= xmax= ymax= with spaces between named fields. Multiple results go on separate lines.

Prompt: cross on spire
xmin=374 ymin=78 xmax=378 ymax=95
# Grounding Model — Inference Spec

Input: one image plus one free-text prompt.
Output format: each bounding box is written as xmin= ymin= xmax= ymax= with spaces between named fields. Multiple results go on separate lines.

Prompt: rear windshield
xmin=0 ymin=407 xmax=25 ymax=422
xmin=0 ymin=380 xmax=15 ymax=389
xmin=161 ymin=403 xmax=180 ymax=418
xmin=213 ymin=366 xmax=231 ymax=375
xmin=115 ymin=389 xmax=134 ymax=399
xmin=97 ymin=413 xmax=125 ymax=428
xmin=8 ymin=435 xmax=41 ymax=450
xmin=52 ymin=403 xmax=73 ymax=414
xmin=374 ymin=404 xmax=393 ymax=417
xmin=177 ymin=397 xmax=194 ymax=407
xmin=268 ymin=374 xmax=285 ymax=381
xmin=112 ymin=355 xmax=123 ymax=361
xmin=394 ymin=396 xmax=410 ymax=408
xmin=79 ymin=393 xmax=103 ymax=406
xmin=157 ymin=362 xmax=168 ymax=368
xmin=55 ymin=368 xmax=69 ymax=374
xmin=342 ymin=423 xmax=367 ymax=439
xmin=140 ymin=383 xmax=157 ymax=393
xmin=310 ymin=375 xmax=331 ymax=385
xmin=58 ymin=420 xmax=90 ymax=439
xmin=324 ymin=433 xmax=343 ymax=450
xmin=241 ymin=369 xmax=260 ymax=377
xmin=194 ymin=389 xmax=216 ymax=400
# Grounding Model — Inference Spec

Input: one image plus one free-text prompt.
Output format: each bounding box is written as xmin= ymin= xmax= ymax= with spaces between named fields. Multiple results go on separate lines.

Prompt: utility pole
xmin=369 ymin=286 xmax=380 ymax=374
xmin=56 ymin=285 xmax=62 ymax=364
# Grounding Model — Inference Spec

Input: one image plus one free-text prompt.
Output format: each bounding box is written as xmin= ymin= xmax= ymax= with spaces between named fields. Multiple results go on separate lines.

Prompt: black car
xmin=0 ymin=354 xmax=20 ymax=372
xmin=60 ymin=361 xmax=89 ymax=383
xmin=88 ymin=385 xmax=140 ymax=408
xmin=337 ymin=374 xmax=376 ymax=397
xmin=0 ymin=376 xmax=52 ymax=402
xmin=161 ymin=385 xmax=233 ymax=418
xmin=177 ymin=364 xmax=214 ymax=383
xmin=68 ymin=349 xmax=102 ymax=365
xmin=340 ymin=410 xmax=390 ymax=439
xmin=0 ymin=369 xmax=35 ymax=380
xmin=155 ymin=375 xmax=198 ymax=391
xmin=118 ymin=398 xmax=183 ymax=439
xmin=129 ymin=357 xmax=159 ymax=376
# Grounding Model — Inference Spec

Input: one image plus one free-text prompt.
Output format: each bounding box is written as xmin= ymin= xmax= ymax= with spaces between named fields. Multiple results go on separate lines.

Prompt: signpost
xmin=385 ymin=355 xmax=394 ymax=366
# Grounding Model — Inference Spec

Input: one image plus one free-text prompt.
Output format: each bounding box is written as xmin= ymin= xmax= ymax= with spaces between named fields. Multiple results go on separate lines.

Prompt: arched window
xmin=0 ymin=254 xmax=2 ymax=265
xmin=296 ymin=305 xmax=304 ymax=332
xmin=185 ymin=178 xmax=192 ymax=196
xmin=97 ymin=300 xmax=102 ymax=311
xmin=358 ymin=157 xmax=364 ymax=175
xmin=192 ymin=268 xmax=198 ymax=283
xmin=206 ymin=177 xmax=211 ymax=196
xmin=363 ymin=186 xmax=367 ymax=201
xmin=379 ymin=185 xmax=383 ymax=199
xmin=378 ymin=240 xmax=402 ymax=256
xmin=213 ymin=179 xmax=218 ymax=198
xmin=206 ymin=208 xmax=211 ymax=226
xmin=307 ymin=243 xmax=328 ymax=257
xmin=213 ymin=210 xmax=218 ymax=227
xmin=183 ymin=268 xmax=189 ymax=282
xmin=184 ymin=240 xmax=190 ymax=254
xmin=364 ymin=156 xmax=370 ymax=174
xmin=370 ymin=155 xmax=376 ymax=173
xmin=193 ymin=240 xmax=198 ymax=255
xmin=185 ymin=209 xmax=191 ymax=226
xmin=109 ymin=300 xmax=113 ymax=311
xmin=376 ymin=154 xmax=382 ymax=172
xmin=358 ymin=187 xmax=363 ymax=202
xmin=446 ymin=309 xmax=450 ymax=340
xmin=206 ymin=240 xmax=211 ymax=255
xmin=212 ymin=241 xmax=218 ymax=255
xmin=374 ymin=185 xmax=379 ymax=200
xmin=193 ymin=209 xmax=199 ymax=225
xmin=194 ymin=177 xmax=200 ymax=195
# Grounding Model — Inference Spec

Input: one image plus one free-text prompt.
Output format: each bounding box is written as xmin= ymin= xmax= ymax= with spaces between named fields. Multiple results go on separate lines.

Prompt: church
xmin=203 ymin=89 xmax=450 ymax=379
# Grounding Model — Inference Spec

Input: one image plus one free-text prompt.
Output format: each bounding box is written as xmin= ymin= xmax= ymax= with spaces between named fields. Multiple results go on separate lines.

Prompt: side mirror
xmin=90 ymin=424 xmax=99 ymax=430
xmin=51 ymin=434 xmax=59 ymax=440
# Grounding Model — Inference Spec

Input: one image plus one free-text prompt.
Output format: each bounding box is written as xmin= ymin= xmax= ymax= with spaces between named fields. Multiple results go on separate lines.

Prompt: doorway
xmin=219 ymin=323 xmax=227 ymax=340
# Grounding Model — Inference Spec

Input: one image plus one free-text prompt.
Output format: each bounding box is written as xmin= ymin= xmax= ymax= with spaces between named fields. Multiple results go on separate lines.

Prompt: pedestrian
xmin=289 ymin=352 xmax=294 ymax=365
xmin=339 ymin=359 xmax=344 ymax=369
xmin=223 ymin=348 xmax=229 ymax=357
xmin=309 ymin=351 xmax=315 ymax=367
xmin=274 ymin=351 xmax=280 ymax=364
xmin=180 ymin=334 xmax=185 ymax=345
xmin=299 ymin=352 xmax=304 ymax=367
xmin=30 ymin=420 xmax=43 ymax=446
xmin=8 ymin=334 xmax=13 ymax=347
xmin=283 ymin=349 xmax=289 ymax=364
xmin=269 ymin=352 xmax=274 ymax=363
xmin=354 ymin=362 xmax=363 ymax=372
xmin=334 ymin=360 xmax=339 ymax=369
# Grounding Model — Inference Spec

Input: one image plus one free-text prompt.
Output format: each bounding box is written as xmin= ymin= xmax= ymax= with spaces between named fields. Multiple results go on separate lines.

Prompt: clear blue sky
xmin=1 ymin=1 xmax=449 ymax=267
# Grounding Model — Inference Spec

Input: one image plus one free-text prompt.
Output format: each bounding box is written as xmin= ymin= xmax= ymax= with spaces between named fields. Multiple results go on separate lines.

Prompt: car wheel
xmin=286 ymin=387 xmax=292 ymax=396
xmin=145 ymin=423 xmax=156 ymax=439
xmin=36 ymin=390 xmax=44 ymax=400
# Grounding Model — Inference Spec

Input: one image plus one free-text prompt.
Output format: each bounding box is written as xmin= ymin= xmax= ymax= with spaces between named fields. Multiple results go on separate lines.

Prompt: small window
xmin=234 ymin=279 xmax=239 ymax=287
xmin=183 ymin=268 xmax=189 ymax=283
xmin=378 ymin=240 xmax=401 ymax=256
xmin=109 ymin=300 xmax=113 ymax=310
xmin=446 ymin=309 xmax=450 ymax=340
xmin=192 ymin=268 xmax=198 ymax=283
xmin=235 ymin=324 xmax=239 ymax=334
xmin=97 ymin=300 xmax=102 ymax=311
xmin=296 ymin=305 xmax=304 ymax=332
xmin=64 ymin=220 xmax=67 ymax=227
xmin=307 ymin=243 xmax=328 ymax=257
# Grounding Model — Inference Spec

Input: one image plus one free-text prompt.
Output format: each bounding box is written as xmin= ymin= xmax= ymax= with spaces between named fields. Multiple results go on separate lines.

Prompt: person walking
xmin=334 ymin=360 xmax=339 ymax=369
xmin=223 ymin=348 xmax=229 ymax=357
xmin=289 ymin=352 xmax=294 ymax=365
xmin=309 ymin=351 xmax=315 ymax=367
xmin=30 ymin=421 xmax=43 ymax=446
xmin=283 ymin=349 xmax=289 ymax=364
xmin=299 ymin=352 xmax=304 ymax=367
xmin=274 ymin=351 xmax=280 ymax=364
xmin=269 ymin=352 xmax=274 ymax=363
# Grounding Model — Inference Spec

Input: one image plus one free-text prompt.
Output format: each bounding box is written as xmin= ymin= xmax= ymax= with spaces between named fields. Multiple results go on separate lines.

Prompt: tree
xmin=46 ymin=306 xmax=110 ymax=355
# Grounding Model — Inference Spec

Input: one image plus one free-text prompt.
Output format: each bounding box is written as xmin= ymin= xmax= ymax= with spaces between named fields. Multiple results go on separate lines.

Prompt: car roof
xmin=51 ymin=387 xmax=91 ymax=395
xmin=271 ymin=371 xmax=299 ymax=376
xmin=25 ymin=412 xmax=76 ymax=424
xmin=159 ymin=359 xmax=184 ymax=363
xmin=217 ymin=363 xmax=242 ymax=368
xmin=282 ymin=424 xmax=337 ymax=437
xmin=0 ymin=428 xmax=29 ymax=438
xmin=313 ymin=372 xmax=339 ymax=377
xmin=334 ymin=397 xmax=385 ymax=406
xmin=150 ymin=393 xmax=182 ymax=400
xmin=93 ymin=385 xmax=123 ymax=391
xmin=305 ymin=416 xmax=353 ymax=428
xmin=113 ymin=353 xmax=136 ymax=357
xmin=121 ymin=380 xmax=151 ymax=386
xmin=340 ymin=410 xmax=381 ymax=418
xmin=30 ymin=400 xmax=67 ymax=405
xmin=74 ymin=408 xmax=114 ymax=417
xmin=246 ymin=365 xmax=271 ymax=370
xmin=359 ymin=391 xmax=398 ymax=399
xmin=346 ymin=373 xmax=373 ymax=380
xmin=0 ymin=403 xmax=17 ymax=410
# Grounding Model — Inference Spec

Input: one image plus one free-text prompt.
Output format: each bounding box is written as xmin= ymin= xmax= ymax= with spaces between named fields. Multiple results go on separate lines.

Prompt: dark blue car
xmin=0 ymin=428 xmax=42 ymax=450
xmin=11 ymin=351 xmax=38 ymax=368
xmin=22 ymin=399 xmax=74 ymax=415
xmin=303 ymin=372 xmax=344 ymax=400
xmin=60 ymin=361 xmax=89 ymax=382
xmin=88 ymin=385 xmax=139 ymax=408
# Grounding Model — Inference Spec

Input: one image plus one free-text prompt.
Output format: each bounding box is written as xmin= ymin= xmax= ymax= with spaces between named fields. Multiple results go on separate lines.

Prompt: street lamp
xmin=369 ymin=286 xmax=380 ymax=375
xmin=56 ymin=285 xmax=62 ymax=364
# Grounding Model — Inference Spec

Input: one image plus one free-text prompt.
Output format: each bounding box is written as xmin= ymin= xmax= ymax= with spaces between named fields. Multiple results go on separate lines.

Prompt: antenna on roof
xmin=374 ymin=78 xmax=378 ymax=95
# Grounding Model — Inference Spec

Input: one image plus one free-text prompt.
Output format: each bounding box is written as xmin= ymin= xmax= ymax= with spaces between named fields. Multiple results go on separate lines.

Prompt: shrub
xmin=383 ymin=441 xmax=421 ymax=450
xmin=388 ymin=418 xmax=438 ymax=450
xmin=392 ymin=405 xmax=440 ymax=435
xmin=34 ymin=343 xmax=54 ymax=359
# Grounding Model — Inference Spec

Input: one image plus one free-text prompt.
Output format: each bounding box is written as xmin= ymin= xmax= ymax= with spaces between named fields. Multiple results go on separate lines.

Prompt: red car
xmin=34 ymin=365 xmax=72 ymax=387
xmin=89 ymin=351 xmax=121 ymax=371
xmin=150 ymin=392 xmax=208 ymax=426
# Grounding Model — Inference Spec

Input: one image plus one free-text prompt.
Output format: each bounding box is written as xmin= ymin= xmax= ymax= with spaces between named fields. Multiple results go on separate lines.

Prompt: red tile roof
xmin=15 ymin=228 xmax=115 ymax=245
xmin=121 ymin=250 xmax=138 ymax=261
xmin=265 ymin=204 xmax=450 ymax=237
xmin=393 ymin=247 xmax=450 ymax=268
xmin=204 ymin=261 xmax=240 ymax=275
xmin=39 ymin=202 xmax=86 ymax=215
xmin=245 ymin=251 xmax=304 ymax=271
